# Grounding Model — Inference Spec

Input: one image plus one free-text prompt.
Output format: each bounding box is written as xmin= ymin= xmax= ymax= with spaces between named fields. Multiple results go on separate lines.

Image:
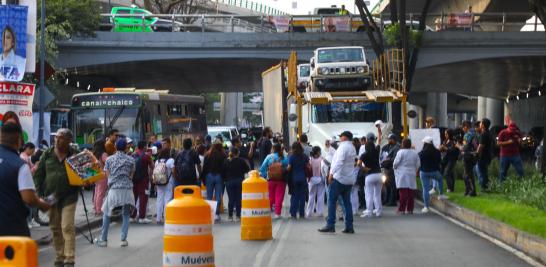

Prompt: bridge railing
xmin=98 ymin=12 xmax=544 ymax=33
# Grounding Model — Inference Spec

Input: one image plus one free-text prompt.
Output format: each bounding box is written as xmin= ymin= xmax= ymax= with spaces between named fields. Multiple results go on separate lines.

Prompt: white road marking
xmin=253 ymin=218 xmax=284 ymax=267
xmin=266 ymin=219 xmax=292 ymax=267
xmin=419 ymin=201 xmax=545 ymax=267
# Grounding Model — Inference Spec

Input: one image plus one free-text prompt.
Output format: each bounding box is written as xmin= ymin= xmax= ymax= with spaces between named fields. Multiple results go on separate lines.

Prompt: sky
xmin=260 ymin=0 xmax=381 ymax=15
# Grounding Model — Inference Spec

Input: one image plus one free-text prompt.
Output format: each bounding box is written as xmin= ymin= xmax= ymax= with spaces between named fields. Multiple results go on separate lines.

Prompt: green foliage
xmin=489 ymin=173 xmax=546 ymax=211
xmin=37 ymin=0 xmax=100 ymax=64
xmin=383 ymin=23 xmax=423 ymax=48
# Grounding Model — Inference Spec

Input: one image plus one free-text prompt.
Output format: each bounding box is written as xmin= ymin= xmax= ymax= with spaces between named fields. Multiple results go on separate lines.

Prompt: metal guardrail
xmin=98 ymin=12 xmax=544 ymax=33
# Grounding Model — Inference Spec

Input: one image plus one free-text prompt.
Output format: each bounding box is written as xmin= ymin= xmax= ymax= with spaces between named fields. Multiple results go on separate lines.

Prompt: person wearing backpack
xmin=130 ymin=141 xmax=154 ymax=224
xmin=153 ymin=148 xmax=175 ymax=225
xmin=202 ymin=141 xmax=227 ymax=222
xmin=260 ymin=143 xmax=289 ymax=219
xmin=174 ymin=138 xmax=202 ymax=187
xmin=222 ymin=147 xmax=250 ymax=222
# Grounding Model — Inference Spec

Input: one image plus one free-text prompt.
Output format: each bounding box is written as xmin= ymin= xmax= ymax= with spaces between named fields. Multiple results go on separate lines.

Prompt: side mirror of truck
xmin=310 ymin=57 xmax=315 ymax=69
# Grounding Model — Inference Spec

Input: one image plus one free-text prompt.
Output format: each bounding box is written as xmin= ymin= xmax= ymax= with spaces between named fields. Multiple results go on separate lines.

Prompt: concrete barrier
xmin=429 ymin=197 xmax=546 ymax=265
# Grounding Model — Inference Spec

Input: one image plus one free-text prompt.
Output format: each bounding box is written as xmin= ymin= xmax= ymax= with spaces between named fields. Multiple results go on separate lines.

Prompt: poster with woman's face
xmin=0 ymin=5 xmax=28 ymax=82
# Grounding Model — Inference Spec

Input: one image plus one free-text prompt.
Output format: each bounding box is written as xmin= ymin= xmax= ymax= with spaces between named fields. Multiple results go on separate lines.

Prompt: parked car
xmin=207 ymin=126 xmax=239 ymax=148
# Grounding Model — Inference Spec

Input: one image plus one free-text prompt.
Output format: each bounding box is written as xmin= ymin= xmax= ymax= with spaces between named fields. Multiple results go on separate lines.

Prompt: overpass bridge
xmin=57 ymin=30 xmax=546 ymax=99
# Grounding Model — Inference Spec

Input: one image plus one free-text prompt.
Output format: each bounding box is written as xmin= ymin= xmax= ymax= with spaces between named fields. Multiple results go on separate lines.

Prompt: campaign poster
xmin=0 ymin=5 xmax=28 ymax=82
xmin=270 ymin=16 xmax=290 ymax=32
xmin=0 ymin=81 xmax=35 ymax=143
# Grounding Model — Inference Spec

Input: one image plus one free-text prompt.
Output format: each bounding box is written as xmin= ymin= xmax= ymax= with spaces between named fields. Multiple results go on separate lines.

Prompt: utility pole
xmin=38 ymin=0 xmax=45 ymax=144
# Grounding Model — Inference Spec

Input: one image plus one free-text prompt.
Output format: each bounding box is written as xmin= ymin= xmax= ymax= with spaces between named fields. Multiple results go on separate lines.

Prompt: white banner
xmin=409 ymin=128 xmax=441 ymax=152
xmin=0 ymin=81 xmax=34 ymax=143
xmin=324 ymin=17 xmax=351 ymax=32
xmin=271 ymin=16 xmax=290 ymax=32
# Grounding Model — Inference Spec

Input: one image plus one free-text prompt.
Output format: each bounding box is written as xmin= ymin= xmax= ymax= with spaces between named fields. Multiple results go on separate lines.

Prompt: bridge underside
xmin=412 ymin=56 xmax=546 ymax=99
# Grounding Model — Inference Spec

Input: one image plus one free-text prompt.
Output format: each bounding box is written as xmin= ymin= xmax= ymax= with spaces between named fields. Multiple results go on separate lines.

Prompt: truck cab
xmin=309 ymin=46 xmax=372 ymax=91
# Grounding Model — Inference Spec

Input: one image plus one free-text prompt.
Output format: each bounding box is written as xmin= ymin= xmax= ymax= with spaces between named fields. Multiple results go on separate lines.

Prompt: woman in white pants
xmin=359 ymin=133 xmax=383 ymax=218
xmin=307 ymin=146 xmax=325 ymax=217
xmin=154 ymin=149 xmax=175 ymax=224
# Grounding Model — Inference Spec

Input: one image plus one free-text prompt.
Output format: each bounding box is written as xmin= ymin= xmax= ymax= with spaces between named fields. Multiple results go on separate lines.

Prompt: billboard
xmin=0 ymin=81 xmax=35 ymax=143
xmin=0 ymin=5 xmax=28 ymax=82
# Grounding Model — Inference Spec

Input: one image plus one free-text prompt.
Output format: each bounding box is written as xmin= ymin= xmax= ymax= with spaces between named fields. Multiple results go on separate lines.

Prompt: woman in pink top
xmin=93 ymin=139 xmax=109 ymax=216
xmin=19 ymin=142 xmax=35 ymax=169
xmin=307 ymin=146 xmax=326 ymax=217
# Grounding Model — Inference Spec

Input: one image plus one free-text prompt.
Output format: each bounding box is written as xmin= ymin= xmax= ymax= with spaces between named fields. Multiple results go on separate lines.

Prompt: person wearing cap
xmin=359 ymin=132 xmax=383 ymax=218
xmin=419 ymin=136 xmax=447 ymax=213
xmin=497 ymin=122 xmax=524 ymax=181
xmin=126 ymin=137 xmax=134 ymax=155
xmin=34 ymin=128 xmax=79 ymax=267
xmin=381 ymin=133 xmax=400 ymax=206
xmin=96 ymin=138 xmax=136 ymax=248
xmin=318 ymin=131 xmax=356 ymax=234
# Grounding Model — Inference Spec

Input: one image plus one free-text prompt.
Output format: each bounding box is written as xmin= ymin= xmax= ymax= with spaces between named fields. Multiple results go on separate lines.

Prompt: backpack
xmin=152 ymin=159 xmax=170 ymax=185
xmin=175 ymin=150 xmax=195 ymax=183
xmin=267 ymin=156 xmax=284 ymax=181
xmin=132 ymin=152 xmax=146 ymax=182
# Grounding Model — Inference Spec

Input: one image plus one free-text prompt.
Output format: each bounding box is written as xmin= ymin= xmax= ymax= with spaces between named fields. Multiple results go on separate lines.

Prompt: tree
xmin=529 ymin=0 xmax=546 ymax=27
xmin=143 ymin=0 xmax=206 ymax=24
xmin=37 ymin=0 xmax=100 ymax=65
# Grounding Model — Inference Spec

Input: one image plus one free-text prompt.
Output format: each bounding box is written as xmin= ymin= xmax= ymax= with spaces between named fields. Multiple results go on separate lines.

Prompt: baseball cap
xmin=339 ymin=131 xmax=353 ymax=140
xmin=374 ymin=120 xmax=383 ymax=127
xmin=115 ymin=138 xmax=127 ymax=151
xmin=126 ymin=137 xmax=133 ymax=144
xmin=388 ymin=134 xmax=397 ymax=140
xmin=366 ymin=132 xmax=376 ymax=141
xmin=422 ymin=136 xmax=434 ymax=144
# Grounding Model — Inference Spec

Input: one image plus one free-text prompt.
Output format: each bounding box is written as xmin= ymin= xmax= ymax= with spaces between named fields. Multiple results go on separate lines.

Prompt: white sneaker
xmin=273 ymin=214 xmax=281 ymax=219
xmin=429 ymin=188 xmax=437 ymax=195
xmin=130 ymin=218 xmax=137 ymax=223
xmin=375 ymin=212 xmax=382 ymax=217
xmin=360 ymin=211 xmax=372 ymax=218
xmin=438 ymin=195 xmax=449 ymax=201
xmin=228 ymin=216 xmax=234 ymax=222
xmin=94 ymin=238 xmax=107 ymax=247
xmin=421 ymin=207 xmax=430 ymax=213
xmin=138 ymin=218 xmax=152 ymax=224
xmin=214 ymin=215 xmax=221 ymax=223
xmin=120 ymin=240 xmax=128 ymax=247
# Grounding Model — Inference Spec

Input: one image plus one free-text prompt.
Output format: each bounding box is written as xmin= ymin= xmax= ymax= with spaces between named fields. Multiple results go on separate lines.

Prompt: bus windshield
xmin=312 ymin=102 xmax=386 ymax=123
xmin=317 ymin=48 xmax=364 ymax=63
xmin=74 ymin=107 xmax=141 ymax=145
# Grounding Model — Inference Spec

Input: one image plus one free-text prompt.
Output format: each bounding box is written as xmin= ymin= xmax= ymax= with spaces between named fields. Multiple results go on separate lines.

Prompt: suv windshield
xmin=299 ymin=65 xmax=310 ymax=77
xmin=317 ymin=48 xmax=364 ymax=63
xmin=208 ymin=130 xmax=231 ymax=141
xmin=312 ymin=102 xmax=386 ymax=123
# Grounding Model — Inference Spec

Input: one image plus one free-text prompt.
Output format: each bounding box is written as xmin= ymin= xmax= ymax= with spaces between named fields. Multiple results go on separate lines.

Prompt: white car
xmin=309 ymin=46 xmax=372 ymax=91
xmin=207 ymin=126 xmax=239 ymax=147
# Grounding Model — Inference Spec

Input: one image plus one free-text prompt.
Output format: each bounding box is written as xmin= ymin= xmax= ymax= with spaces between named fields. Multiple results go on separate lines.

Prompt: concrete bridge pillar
xmin=220 ymin=92 xmax=243 ymax=127
xmin=477 ymin=96 xmax=504 ymax=127
xmin=407 ymin=104 xmax=422 ymax=129
xmin=426 ymin=92 xmax=448 ymax=127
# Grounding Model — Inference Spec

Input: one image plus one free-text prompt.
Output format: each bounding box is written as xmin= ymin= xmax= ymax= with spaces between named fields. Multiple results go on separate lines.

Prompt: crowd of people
xmin=1 ymin=108 xmax=542 ymax=266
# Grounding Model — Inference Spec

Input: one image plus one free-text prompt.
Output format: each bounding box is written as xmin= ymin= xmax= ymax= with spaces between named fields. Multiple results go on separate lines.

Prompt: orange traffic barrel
xmin=0 ymin=237 xmax=37 ymax=267
xmin=241 ymin=170 xmax=272 ymax=240
xmin=164 ymin=186 xmax=214 ymax=267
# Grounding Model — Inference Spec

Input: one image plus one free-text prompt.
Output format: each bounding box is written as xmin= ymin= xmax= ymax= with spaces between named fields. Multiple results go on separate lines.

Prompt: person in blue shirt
xmin=260 ymin=143 xmax=289 ymax=219
xmin=287 ymin=142 xmax=309 ymax=219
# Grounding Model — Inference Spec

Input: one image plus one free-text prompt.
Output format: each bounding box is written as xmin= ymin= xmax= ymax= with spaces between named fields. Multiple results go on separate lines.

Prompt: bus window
xmin=74 ymin=109 xmax=104 ymax=145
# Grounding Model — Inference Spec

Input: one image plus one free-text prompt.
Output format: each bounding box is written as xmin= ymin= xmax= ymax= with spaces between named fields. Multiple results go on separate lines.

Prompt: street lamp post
xmin=38 ymin=0 xmax=45 ymax=144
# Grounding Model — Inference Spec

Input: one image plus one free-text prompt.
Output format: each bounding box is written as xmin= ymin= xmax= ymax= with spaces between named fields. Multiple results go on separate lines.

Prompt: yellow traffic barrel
xmin=0 ymin=237 xmax=37 ymax=267
xmin=164 ymin=186 xmax=214 ymax=267
xmin=241 ymin=170 xmax=272 ymax=240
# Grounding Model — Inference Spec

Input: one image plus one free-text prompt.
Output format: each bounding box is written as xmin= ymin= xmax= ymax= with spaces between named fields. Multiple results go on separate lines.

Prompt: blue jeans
xmin=499 ymin=155 xmax=524 ymax=182
xmin=290 ymin=180 xmax=307 ymax=218
xmin=474 ymin=161 xmax=490 ymax=190
xmin=225 ymin=178 xmax=243 ymax=218
xmin=326 ymin=180 xmax=353 ymax=230
xmin=420 ymin=171 xmax=443 ymax=208
xmin=101 ymin=204 xmax=131 ymax=241
xmin=206 ymin=173 xmax=224 ymax=215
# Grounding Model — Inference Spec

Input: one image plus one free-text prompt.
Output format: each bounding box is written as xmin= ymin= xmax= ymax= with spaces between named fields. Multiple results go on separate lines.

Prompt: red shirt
xmin=497 ymin=128 xmax=521 ymax=157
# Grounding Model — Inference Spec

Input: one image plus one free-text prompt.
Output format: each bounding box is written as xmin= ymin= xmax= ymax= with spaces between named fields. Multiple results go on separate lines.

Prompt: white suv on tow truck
xmin=309 ymin=46 xmax=372 ymax=91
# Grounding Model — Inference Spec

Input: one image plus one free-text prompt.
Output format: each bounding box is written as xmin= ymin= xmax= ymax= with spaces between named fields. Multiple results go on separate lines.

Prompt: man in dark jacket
xmin=381 ymin=134 xmax=400 ymax=206
xmin=0 ymin=123 xmax=50 ymax=237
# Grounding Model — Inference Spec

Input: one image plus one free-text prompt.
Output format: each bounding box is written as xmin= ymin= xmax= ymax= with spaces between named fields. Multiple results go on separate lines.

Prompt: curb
xmin=428 ymin=197 xmax=546 ymax=265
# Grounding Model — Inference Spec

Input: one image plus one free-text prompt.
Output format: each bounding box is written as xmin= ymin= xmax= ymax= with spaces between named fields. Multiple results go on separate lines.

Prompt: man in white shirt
xmin=319 ymin=131 xmax=357 ymax=234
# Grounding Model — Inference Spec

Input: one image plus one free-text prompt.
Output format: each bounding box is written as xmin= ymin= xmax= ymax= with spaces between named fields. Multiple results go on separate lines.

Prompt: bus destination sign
xmin=72 ymin=94 xmax=141 ymax=108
